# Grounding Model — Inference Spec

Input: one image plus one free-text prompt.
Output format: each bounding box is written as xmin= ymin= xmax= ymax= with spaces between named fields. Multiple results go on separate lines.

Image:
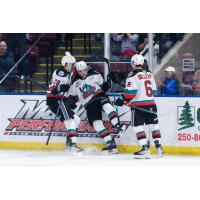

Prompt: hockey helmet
xmin=75 ymin=61 xmax=88 ymax=71
xmin=61 ymin=51 xmax=76 ymax=67
xmin=131 ymin=54 xmax=144 ymax=67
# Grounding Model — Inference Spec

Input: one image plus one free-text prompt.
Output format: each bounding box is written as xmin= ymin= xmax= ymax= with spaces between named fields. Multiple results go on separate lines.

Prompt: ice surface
xmin=0 ymin=149 xmax=200 ymax=166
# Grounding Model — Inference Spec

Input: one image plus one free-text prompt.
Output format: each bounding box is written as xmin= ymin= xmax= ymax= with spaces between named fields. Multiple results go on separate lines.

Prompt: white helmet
xmin=61 ymin=51 xmax=76 ymax=67
xmin=131 ymin=54 xmax=144 ymax=66
xmin=75 ymin=61 xmax=88 ymax=71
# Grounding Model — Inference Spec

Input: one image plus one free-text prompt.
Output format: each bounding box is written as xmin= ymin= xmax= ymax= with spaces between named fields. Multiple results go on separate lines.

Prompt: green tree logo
xmin=178 ymin=101 xmax=194 ymax=130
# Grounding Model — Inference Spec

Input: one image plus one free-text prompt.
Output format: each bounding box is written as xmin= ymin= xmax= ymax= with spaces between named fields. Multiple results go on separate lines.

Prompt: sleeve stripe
xmin=123 ymin=93 xmax=136 ymax=100
xmin=49 ymin=85 xmax=57 ymax=92
xmin=124 ymin=89 xmax=138 ymax=94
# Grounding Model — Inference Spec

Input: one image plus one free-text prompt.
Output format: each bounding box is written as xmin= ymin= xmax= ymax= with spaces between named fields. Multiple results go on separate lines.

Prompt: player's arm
xmin=48 ymin=72 xmax=61 ymax=95
xmin=67 ymin=82 xmax=79 ymax=109
xmin=115 ymin=76 xmax=138 ymax=106
xmin=99 ymin=74 xmax=110 ymax=92
xmin=48 ymin=70 xmax=70 ymax=95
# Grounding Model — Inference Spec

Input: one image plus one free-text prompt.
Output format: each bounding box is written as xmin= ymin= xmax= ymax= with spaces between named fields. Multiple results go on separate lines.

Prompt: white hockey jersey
xmin=68 ymin=70 xmax=104 ymax=107
xmin=121 ymin=69 xmax=157 ymax=107
xmin=47 ymin=68 xmax=74 ymax=98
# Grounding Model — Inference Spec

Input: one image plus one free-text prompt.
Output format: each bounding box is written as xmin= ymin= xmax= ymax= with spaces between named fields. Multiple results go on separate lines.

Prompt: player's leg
xmin=92 ymin=120 xmax=118 ymax=153
xmin=102 ymin=101 xmax=126 ymax=135
xmin=61 ymin=98 xmax=83 ymax=152
xmin=132 ymin=108 xmax=150 ymax=159
xmin=64 ymin=114 xmax=83 ymax=153
xmin=146 ymin=105 xmax=164 ymax=157
xmin=86 ymin=101 xmax=118 ymax=153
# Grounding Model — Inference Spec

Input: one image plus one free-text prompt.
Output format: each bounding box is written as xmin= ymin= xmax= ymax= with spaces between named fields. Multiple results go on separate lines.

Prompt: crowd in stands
xmin=0 ymin=33 xmax=199 ymax=96
xmin=110 ymin=33 xmax=183 ymax=62
xmin=0 ymin=33 xmax=57 ymax=92
xmin=156 ymin=65 xmax=200 ymax=96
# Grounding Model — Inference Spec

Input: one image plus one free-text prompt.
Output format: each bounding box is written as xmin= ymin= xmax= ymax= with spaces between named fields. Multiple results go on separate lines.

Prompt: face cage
xmin=77 ymin=67 xmax=88 ymax=74
xmin=64 ymin=63 xmax=74 ymax=68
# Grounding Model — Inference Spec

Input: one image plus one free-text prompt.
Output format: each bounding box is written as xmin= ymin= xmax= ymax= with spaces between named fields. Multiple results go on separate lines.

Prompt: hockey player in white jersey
xmin=115 ymin=54 xmax=164 ymax=158
xmin=68 ymin=61 xmax=125 ymax=153
xmin=46 ymin=52 xmax=83 ymax=153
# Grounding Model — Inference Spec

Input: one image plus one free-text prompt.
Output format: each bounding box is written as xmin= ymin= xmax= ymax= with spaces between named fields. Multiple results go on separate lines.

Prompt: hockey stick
xmin=46 ymin=99 xmax=63 ymax=145
xmin=95 ymin=56 xmax=121 ymax=124
xmin=46 ymin=70 xmax=74 ymax=145
xmin=123 ymin=101 xmax=164 ymax=116
xmin=15 ymin=75 xmax=48 ymax=90
xmin=95 ymin=56 xmax=129 ymax=138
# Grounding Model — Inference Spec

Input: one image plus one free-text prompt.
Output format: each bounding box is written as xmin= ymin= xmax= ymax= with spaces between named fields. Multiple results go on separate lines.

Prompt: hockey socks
xmin=93 ymin=120 xmax=118 ymax=153
xmin=134 ymin=125 xmax=148 ymax=146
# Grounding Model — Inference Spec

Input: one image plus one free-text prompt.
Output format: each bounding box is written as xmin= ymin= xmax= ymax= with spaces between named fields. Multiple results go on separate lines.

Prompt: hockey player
xmin=46 ymin=52 xmax=83 ymax=153
xmin=115 ymin=54 xmax=164 ymax=159
xmin=68 ymin=61 xmax=126 ymax=153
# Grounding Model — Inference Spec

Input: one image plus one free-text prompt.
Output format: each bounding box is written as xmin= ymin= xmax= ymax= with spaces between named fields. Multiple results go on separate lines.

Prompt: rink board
xmin=0 ymin=95 xmax=200 ymax=155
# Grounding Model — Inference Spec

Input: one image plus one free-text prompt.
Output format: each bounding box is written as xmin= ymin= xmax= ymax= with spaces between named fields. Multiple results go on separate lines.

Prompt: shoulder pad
xmin=127 ymin=71 xmax=136 ymax=77
xmin=56 ymin=68 xmax=67 ymax=77
xmin=127 ymin=69 xmax=143 ymax=78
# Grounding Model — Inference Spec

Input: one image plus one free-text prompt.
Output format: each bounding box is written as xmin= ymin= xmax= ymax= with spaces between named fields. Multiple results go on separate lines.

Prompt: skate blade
xmin=156 ymin=150 xmax=164 ymax=158
xmin=156 ymin=153 xmax=164 ymax=158
xmin=102 ymin=148 xmax=119 ymax=155
xmin=134 ymin=154 xmax=151 ymax=159
xmin=68 ymin=149 xmax=84 ymax=155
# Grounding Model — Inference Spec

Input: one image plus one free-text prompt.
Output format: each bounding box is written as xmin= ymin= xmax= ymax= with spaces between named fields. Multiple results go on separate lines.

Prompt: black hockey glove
xmin=115 ymin=98 xmax=125 ymax=106
xmin=60 ymin=84 xmax=70 ymax=92
xmin=101 ymin=82 xmax=110 ymax=92
xmin=67 ymin=98 xmax=77 ymax=109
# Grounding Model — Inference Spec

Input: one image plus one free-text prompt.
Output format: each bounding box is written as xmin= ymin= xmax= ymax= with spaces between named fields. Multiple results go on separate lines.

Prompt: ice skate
xmin=154 ymin=140 xmax=164 ymax=157
xmin=67 ymin=137 xmax=83 ymax=153
xmin=102 ymin=137 xmax=118 ymax=154
xmin=134 ymin=145 xmax=150 ymax=159
xmin=69 ymin=144 xmax=84 ymax=153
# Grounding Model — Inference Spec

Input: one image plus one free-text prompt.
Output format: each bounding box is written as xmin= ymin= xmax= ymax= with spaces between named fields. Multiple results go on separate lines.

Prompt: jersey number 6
xmin=144 ymin=80 xmax=153 ymax=97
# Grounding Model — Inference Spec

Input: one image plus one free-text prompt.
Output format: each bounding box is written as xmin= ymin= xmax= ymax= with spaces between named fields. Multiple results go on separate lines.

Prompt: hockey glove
xmin=67 ymin=98 xmax=77 ymax=109
xmin=115 ymin=98 xmax=125 ymax=106
xmin=101 ymin=82 xmax=110 ymax=92
xmin=60 ymin=84 xmax=70 ymax=92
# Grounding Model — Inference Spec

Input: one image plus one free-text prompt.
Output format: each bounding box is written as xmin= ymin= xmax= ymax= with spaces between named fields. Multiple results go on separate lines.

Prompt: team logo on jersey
xmin=58 ymin=71 xmax=65 ymax=77
xmin=79 ymin=84 xmax=96 ymax=99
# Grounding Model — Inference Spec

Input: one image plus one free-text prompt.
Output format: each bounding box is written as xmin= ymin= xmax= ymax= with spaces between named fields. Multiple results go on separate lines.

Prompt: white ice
xmin=0 ymin=149 xmax=200 ymax=166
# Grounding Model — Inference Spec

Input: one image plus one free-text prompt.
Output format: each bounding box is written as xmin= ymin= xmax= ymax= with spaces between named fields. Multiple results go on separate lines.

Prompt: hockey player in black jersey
xmin=68 ymin=61 xmax=126 ymax=153
xmin=46 ymin=52 xmax=83 ymax=153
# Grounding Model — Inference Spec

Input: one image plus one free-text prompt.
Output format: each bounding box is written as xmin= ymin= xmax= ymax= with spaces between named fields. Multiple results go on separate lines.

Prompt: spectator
xmin=191 ymin=68 xmax=200 ymax=95
xmin=0 ymin=40 xmax=15 ymax=92
xmin=6 ymin=33 xmax=26 ymax=78
xmin=162 ymin=34 xmax=183 ymax=53
xmin=112 ymin=33 xmax=139 ymax=60
xmin=181 ymin=72 xmax=194 ymax=95
xmin=157 ymin=66 xmax=180 ymax=96
xmin=138 ymin=34 xmax=159 ymax=65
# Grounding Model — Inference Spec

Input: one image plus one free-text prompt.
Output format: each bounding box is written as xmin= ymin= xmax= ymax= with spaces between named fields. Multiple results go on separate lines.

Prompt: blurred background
xmin=0 ymin=33 xmax=199 ymax=96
